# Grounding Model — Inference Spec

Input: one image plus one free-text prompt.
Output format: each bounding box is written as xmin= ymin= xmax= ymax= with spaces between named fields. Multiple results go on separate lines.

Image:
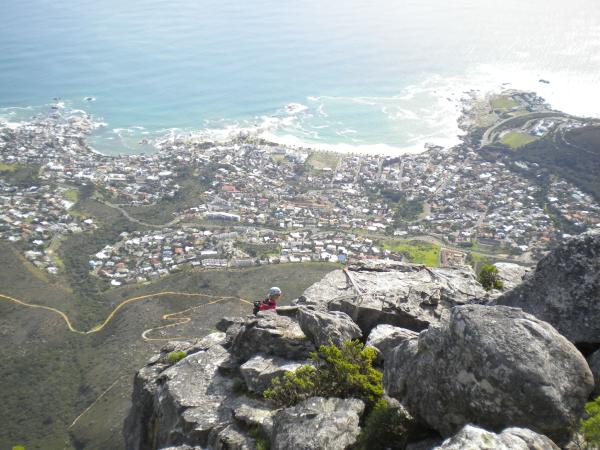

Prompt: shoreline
xmin=0 ymin=84 xmax=587 ymax=159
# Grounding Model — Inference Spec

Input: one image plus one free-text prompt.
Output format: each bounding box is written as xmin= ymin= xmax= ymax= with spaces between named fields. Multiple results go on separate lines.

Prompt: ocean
xmin=1 ymin=0 xmax=599 ymax=155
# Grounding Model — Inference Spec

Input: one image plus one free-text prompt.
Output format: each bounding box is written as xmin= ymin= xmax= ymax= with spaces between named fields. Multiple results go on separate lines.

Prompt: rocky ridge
xmin=497 ymin=229 xmax=600 ymax=345
xmin=124 ymin=235 xmax=599 ymax=449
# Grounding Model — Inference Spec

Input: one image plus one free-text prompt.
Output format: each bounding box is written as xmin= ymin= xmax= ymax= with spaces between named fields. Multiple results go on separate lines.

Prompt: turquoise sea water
xmin=1 ymin=0 xmax=600 ymax=155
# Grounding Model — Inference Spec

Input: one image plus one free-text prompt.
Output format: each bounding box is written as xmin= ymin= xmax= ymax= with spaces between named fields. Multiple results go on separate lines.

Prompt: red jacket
xmin=258 ymin=298 xmax=277 ymax=311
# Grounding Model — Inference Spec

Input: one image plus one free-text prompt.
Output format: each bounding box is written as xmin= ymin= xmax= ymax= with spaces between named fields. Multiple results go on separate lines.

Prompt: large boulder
xmin=231 ymin=312 xmax=314 ymax=361
xmin=588 ymin=349 xmax=600 ymax=397
xmin=494 ymin=262 xmax=530 ymax=292
xmin=270 ymin=397 xmax=365 ymax=450
xmin=434 ymin=425 xmax=559 ymax=450
xmin=296 ymin=306 xmax=362 ymax=347
xmin=497 ymin=230 xmax=600 ymax=344
xmin=240 ymin=354 xmax=307 ymax=393
xmin=384 ymin=305 xmax=593 ymax=445
xmin=123 ymin=332 xmax=278 ymax=450
xmin=233 ymin=401 xmax=277 ymax=436
xmin=302 ymin=261 xmax=487 ymax=335
xmin=366 ymin=324 xmax=419 ymax=363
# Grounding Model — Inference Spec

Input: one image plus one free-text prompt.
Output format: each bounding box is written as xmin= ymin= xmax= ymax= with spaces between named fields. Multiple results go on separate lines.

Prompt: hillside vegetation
xmin=0 ymin=238 xmax=336 ymax=449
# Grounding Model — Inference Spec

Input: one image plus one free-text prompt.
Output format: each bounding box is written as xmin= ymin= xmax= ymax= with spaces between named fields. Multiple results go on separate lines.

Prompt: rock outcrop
xmin=497 ymin=230 xmax=600 ymax=344
xmin=240 ymin=355 xmax=306 ymax=393
xmin=297 ymin=306 xmax=362 ymax=347
xmin=230 ymin=311 xmax=314 ymax=361
xmin=366 ymin=324 xmax=418 ymax=363
xmin=384 ymin=304 xmax=593 ymax=445
xmin=124 ymin=308 xmax=364 ymax=450
xmin=271 ymin=397 xmax=365 ymax=450
xmin=588 ymin=349 xmax=600 ymax=397
xmin=494 ymin=262 xmax=530 ymax=292
xmin=125 ymin=234 xmax=600 ymax=449
xmin=301 ymin=260 xmax=487 ymax=334
xmin=434 ymin=425 xmax=559 ymax=450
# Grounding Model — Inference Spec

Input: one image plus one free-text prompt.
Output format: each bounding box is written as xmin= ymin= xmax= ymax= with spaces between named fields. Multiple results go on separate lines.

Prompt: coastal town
xmin=1 ymin=91 xmax=600 ymax=286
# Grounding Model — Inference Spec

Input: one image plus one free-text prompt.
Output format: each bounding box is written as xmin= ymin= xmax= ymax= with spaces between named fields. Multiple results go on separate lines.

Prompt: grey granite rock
xmin=497 ymin=230 xmax=600 ymax=344
xmin=211 ymin=424 xmax=255 ymax=450
xmin=233 ymin=401 xmax=277 ymax=436
xmin=302 ymin=261 xmax=487 ymax=335
xmin=124 ymin=332 xmax=278 ymax=450
xmin=124 ymin=334 xmax=230 ymax=449
xmin=493 ymin=262 xmax=530 ymax=292
xmin=270 ymin=397 xmax=365 ymax=450
xmin=366 ymin=324 xmax=419 ymax=363
xmin=384 ymin=305 xmax=593 ymax=445
xmin=231 ymin=311 xmax=314 ymax=362
xmin=216 ymin=316 xmax=246 ymax=332
xmin=240 ymin=354 xmax=306 ymax=393
xmin=433 ymin=425 xmax=559 ymax=450
xmin=588 ymin=349 xmax=600 ymax=397
xmin=296 ymin=306 xmax=362 ymax=347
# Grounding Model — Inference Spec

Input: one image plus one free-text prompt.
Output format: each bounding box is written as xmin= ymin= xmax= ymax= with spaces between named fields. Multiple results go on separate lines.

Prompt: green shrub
xmin=355 ymin=399 xmax=412 ymax=450
xmin=580 ymin=396 xmax=600 ymax=449
xmin=248 ymin=424 xmax=270 ymax=450
xmin=166 ymin=351 xmax=186 ymax=364
xmin=264 ymin=340 xmax=383 ymax=409
xmin=478 ymin=264 xmax=503 ymax=291
xmin=12 ymin=446 xmax=26 ymax=450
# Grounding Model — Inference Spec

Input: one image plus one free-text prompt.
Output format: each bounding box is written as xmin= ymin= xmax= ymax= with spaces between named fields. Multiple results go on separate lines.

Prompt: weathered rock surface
xmin=233 ymin=401 xmax=276 ymax=436
xmin=434 ymin=425 xmax=559 ymax=450
xmin=271 ymin=397 xmax=365 ymax=450
xmin=123 ymin=332 xmax=279 ymax=450
xmin=302 ymin=261 xmax=487 ymax=334
xmin=366 ymin=324 xmax=418 ymax=363
xmin=497 ymin=230 xmax=600 ymax=344
xmin=297 ymin=306 xmax=362 ymax=347
xmin=384 ymin=305 xmax=593 ymax=445
xmin=230 ymin=311 xmax=314 ymax=361
xmin=211 ymin=424 xmax=255 ymax=450
xmin=588 ymin=349 xmax=600 ymax=397
xmin=493 ymin=262 xmax=530 ymax=292
xmin=240 ymin=354 xmax=306 ymax=393
xmin=215 ymin=316 xmax=246 ymax=333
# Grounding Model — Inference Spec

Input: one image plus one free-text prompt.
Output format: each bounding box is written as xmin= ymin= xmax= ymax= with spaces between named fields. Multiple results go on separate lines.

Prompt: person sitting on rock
xmin=253 ymin=287 xmax=282 ymax=314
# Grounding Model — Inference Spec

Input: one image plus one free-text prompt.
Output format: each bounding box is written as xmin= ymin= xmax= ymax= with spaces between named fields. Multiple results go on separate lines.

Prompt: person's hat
xmin=268 ymin=287 xmax=282 ymax=297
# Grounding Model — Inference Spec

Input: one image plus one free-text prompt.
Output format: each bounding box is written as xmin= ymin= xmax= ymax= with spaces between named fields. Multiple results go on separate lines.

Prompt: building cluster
xmin=0 ymin=180 xmax=96 ymax=273
xmin=1 ymin=102 xmax=600 ymax=284
xmin=0 ymin=110 xmax=180 ymax=204
xmin=89 ymin=225 xmax=389 ymax=286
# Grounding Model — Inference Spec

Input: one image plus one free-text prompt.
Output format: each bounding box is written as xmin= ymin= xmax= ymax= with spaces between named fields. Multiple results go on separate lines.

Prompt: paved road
xmin=479 ymin=111 xmax=568 ymax=148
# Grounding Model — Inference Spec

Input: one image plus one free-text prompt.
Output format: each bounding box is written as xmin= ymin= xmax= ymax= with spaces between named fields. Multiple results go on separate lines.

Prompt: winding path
xmin=0 ymin=291 xmax=252 ymax=339
xmin=100 ymin=200 xmax=182 ymax=228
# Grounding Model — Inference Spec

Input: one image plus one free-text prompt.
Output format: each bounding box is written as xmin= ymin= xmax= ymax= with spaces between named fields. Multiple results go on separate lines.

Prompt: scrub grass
xmin=500 ymin=131 xmax=537 ymax=148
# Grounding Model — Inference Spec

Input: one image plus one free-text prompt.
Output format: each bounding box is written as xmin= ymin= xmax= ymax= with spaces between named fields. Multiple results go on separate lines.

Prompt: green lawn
xmin=381 ymin=239 xmax=440 ymax=267
xmin=63 ymin=188 xmax=79 ymax=203
xmin=307 ymin=151 xmax=341 ymax=171
xmin=500 ymin=131 xmax=537 ymax=149
xmin=491 ymin=95 xmax=518 ymax=110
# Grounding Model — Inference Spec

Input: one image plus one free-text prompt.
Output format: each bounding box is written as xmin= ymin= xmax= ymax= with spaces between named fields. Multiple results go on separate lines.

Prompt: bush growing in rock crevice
xmin=165 ymin=351 xmax=186 ymax=364
xmin=353 ymin=399 xmax=413 ymax=450
xmin=263 ymin=340 xmax=383 ymax=410
xmin=579 ymin=396 xmax=600 ymax=449
xmin=478 ymin=264 xmax=503 ymax=291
